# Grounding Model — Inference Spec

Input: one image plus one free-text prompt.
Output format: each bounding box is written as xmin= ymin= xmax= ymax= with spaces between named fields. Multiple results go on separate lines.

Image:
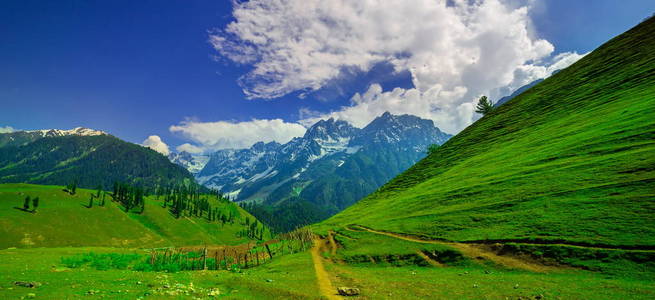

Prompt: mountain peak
xmin=353 ymin=113 xmax=450 ymax=147
xmin=251 ymin=141 xmax=281 ymax=152
xmin=367 ymin=112 xmax=429 ymax=127
xmin=25 ymin=127 xmax=107 ymax=137
xmin=303 ymin=118 xmax=358 ymax=141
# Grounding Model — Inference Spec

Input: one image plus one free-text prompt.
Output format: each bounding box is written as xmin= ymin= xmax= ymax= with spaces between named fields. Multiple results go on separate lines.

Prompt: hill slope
xmin=0 ymin=184 xmax=264 ymax=249
xmin=0 ymin=134 xmax=194 ymax=189
xmin=319 ymin=18 xmax=655 ymax=247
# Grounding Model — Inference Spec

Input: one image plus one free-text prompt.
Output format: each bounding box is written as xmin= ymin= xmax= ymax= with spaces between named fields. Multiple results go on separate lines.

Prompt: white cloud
xmin=504 ymin=51 xmax=588 ymax=94
xmin=0 ymin=126 xmax=15 ymax=133
xmin=142 ymin=135 xmax=170 ymax=156
xmin=212 ymin=0 xmax=587 ymax=134
xmin=176 ymin=143 xmax=204 ymax=154
xmin=170 ymin=119 xmax=306 ymax=151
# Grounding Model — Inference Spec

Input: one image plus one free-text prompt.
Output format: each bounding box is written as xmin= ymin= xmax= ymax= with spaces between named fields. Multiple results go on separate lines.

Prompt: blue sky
xmin=1 ymin=0 xmax=653 ymax=153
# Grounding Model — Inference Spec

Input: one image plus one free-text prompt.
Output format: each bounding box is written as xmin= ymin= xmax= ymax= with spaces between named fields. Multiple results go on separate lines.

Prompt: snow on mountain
xmin=195 ymin=141 xmax=281 ymax=191
xmin=192 ymin=112 xmax=452 ymax=204
xmin=0 ymin=127 xmax=108 ymax=148
xmin=352 ymin=112 xmax=450 ymax=151
xmin=27 ymin=127 xmax=107 ymax=137
xmin=168 ymin=151 xmax=210 ymax=174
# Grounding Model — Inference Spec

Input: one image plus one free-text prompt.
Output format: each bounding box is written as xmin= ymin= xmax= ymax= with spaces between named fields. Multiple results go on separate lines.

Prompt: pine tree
xmin=113 ymin=182 xmax=119 ymax=199
xmin=88 ymin=194 xmax=94 ymax=208
xmin=23 ymin=196 xmax=31 ymax=211
xmin=32 ymin=197 xmax=39 ymax=212
xmin=475 ymin=95 xmax=494 ymax=115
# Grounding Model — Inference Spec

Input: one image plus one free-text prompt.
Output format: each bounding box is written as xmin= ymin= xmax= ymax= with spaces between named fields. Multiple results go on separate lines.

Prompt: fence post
xmin=265 ymin=244 xmax=273 ymax=259
xmin=222 ymin=249 xmax=227 ymax=270
xmin=203 ymin=247 xmax=208 ymax=270
xmin=245 ymin=253 xmax=249 ymax=269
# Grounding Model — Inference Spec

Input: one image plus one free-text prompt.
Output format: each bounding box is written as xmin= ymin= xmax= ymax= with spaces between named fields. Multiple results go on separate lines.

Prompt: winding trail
xmin=311 ymin=237 xmax=342 ymax=300
xmin=416 ymin=250 xmax=444 ymax=267
xmin=347 ymin=224 xmax=557 ymax=273
xmin=326 ymin=231 xmax=338 ymax=256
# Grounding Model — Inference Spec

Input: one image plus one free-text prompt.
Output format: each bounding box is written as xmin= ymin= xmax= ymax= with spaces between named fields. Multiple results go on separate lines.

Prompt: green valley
xmin=1 ymin=3 xmax=654 ymax=300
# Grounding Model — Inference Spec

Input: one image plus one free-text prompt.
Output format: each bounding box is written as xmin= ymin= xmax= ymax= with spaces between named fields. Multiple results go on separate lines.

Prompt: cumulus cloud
xmin=170 ymin=119 xmax=306 ymax=151
xmin=142 ymin=135 xmax=170 ymax=156
xmin=176 ymin=143 xmax=204 ymax=154
xmin=212 ymin=0 xmax=587 ymax=133
xmin=0 ymin=126 xmax=15 ymax=133
xmin=504 ymin=51 xmax=588 ymax=94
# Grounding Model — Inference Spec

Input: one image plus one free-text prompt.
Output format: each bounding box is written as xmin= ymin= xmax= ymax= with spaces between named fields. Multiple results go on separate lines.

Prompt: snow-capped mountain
xmin=194 ymin=141 xmax=280 ymax=196
xmin=27 ymin=127 xmax=107 ymax=137
xmin=168 ymin=151 xmax=210 ymax=174
xmin=0 ymin=128 xmax=194 ymax=189
xmin=352 ymin=112 xmax=450 ymax=150
xmin=0 ymin=127 xmax=107 ymax=148
xmin=193 ymin=113 xmax=451 ymax=210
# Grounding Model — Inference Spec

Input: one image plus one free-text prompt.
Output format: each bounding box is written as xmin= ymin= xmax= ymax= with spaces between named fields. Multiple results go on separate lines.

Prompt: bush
xmin=60 ymin=252 xmax=140 ymax=270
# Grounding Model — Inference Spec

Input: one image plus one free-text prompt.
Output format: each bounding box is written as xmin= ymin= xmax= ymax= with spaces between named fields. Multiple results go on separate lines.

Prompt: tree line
xmin=239 ymin=199 xmax=327 ymax=234
xmin=34 ymin=179 xmax=271 ymax=242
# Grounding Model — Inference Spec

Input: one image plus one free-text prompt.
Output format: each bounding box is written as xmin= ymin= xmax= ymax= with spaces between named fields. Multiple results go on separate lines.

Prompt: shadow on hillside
xmin=13 ymin=207 xmax=36 ymax=214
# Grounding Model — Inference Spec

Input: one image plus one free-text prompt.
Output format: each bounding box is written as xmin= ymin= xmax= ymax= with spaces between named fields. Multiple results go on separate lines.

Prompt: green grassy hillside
xmin=318 ymin=18 xmax=655 ymax=248
xmin=0 ymin=183 xmax=264 ymax=249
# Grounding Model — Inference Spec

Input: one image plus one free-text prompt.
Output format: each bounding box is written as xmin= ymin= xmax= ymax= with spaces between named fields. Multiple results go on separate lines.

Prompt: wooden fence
xmin=147 ymin=229 xmax=314 ymax=271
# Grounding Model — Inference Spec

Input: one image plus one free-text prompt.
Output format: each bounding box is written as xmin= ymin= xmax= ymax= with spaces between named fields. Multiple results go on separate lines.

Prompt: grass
xmin=333 ymin=229 xmax=466 ymax=266
xmin=60 ymin=252 xmax=141 ymax=270
xmin=2 ymin=239 xmax=653 ymax=299
xmin=317 ymin=17 xmax=655 ymax=248
xmin=0 ymin=183 xmax=262 ymax=249
xmin=318 ymin=229 xmax=655 ymax=299
xmin=324 ymin=263 xmax=655 ymax=300
xmin=0 ymin=247 xmax=321 ymax=299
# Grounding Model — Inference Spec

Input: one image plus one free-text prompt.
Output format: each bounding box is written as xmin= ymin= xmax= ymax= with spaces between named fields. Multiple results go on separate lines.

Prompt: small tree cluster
xmin=87 ymin=186 xmax=106 ymax=208
xmin=238 ymin=216 xmax=266 ymax=240
xmin=22 ymin=196 xmax=39 ymax=212
xmin=157 ymin=184 xmax=236 ymax=224
xmin=112 ymin=182 xmax=145 ymax=213
xmin=65 ymin=180 xmax=78 ymax=195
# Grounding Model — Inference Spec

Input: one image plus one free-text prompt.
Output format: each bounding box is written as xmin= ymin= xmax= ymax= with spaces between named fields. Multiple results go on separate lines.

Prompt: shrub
xmin=60 ymin=252 xmax=140 ymax=270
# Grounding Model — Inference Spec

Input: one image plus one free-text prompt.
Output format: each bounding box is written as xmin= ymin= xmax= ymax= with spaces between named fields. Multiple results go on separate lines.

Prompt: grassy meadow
xmin=2 ymin=229 xmax=654 ymax=299
xmin=0 ymin=183 xmax=262 ymax=249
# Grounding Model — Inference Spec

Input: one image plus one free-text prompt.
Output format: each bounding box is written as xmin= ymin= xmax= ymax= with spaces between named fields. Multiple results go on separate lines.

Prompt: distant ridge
xmin=0 ymin=130 xmax=194 ymax=189
xmin=25 ymin=127 xmax=107 ymax=137
xmin=0 ymin=127 xmax=106 ymax=148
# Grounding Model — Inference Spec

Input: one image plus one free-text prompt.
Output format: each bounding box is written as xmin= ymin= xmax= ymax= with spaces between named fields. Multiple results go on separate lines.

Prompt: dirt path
xmin=311 ymin=238 xmax=342 ymax=300
xmin=348 ymin=225 xmax=556 ymax=273
xmin=416 ymin=251 xmax=444 ymax=267
xmin=327 ymin=231 xmax=338 ymax=256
